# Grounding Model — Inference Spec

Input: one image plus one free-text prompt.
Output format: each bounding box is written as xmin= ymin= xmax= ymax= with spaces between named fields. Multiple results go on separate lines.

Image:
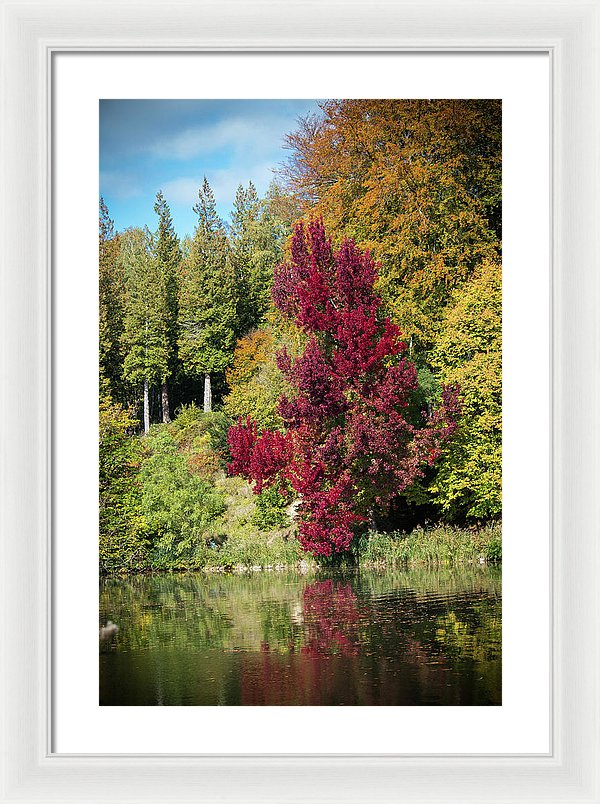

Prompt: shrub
xmin=251 ymin=482 xmax=291 ymax=530
xmin=99 ymin=397 xmax=147 ymax=573
xmin=141 ymin=427 xmax=225 ymax=568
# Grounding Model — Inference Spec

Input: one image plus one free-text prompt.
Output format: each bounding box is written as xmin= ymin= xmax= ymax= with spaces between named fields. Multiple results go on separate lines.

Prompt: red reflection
xmin=301 ymin=579 xmax=359 ymax=657
xmin=239 ymin=579 xmax=362 ymax=705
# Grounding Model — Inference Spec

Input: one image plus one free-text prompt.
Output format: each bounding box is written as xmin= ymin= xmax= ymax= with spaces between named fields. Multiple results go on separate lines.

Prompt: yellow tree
xmin=280 ymin=99 xmax=501 ymax=348
xmin=430 ymin=260 xmax=502 ymax=519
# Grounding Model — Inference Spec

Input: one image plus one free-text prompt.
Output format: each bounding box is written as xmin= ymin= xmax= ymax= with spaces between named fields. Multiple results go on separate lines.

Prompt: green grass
xmin=203 ymin=530 xmax=308 ymax=571
xmin=353 ymin=522 xmax=501 ymax=567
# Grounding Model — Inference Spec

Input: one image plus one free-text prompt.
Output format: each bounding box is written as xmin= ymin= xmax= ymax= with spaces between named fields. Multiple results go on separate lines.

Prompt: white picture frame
xmin=1 ymin=0 xmax=598 ymax=801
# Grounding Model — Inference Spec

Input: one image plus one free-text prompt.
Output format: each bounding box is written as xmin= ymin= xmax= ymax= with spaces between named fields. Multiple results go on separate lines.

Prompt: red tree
xmin=228 ymin=220 xmax=460 ymax=556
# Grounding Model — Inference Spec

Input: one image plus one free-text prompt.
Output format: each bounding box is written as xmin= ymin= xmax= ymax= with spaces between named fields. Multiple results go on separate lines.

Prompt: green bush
xmin=485 ymin=532 xmax=502 ymax=563
xmin=141 ymin=427 xmax=225 ymax=569
xmin=99 ymin=397 xmax=148 ymax=574
xmin=251 ymin=482 xmax=291 ymax=529
xmin=169 ymin=404 xmax=232 ymax=468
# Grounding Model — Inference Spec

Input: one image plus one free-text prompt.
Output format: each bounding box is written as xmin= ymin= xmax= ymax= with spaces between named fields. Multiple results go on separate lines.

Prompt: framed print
xmin=54 ymin=52 xmax=545 ymax=753
xmin=1 ymin=1 xmax=599 ymax=802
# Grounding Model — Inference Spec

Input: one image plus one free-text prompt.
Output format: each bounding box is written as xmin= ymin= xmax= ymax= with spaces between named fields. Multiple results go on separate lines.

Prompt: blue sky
xmin=100 ymin=99 xmax=321 ymax=238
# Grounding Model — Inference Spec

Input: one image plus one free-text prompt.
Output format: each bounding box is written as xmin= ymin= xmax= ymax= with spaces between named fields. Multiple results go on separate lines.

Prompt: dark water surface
xmin=100 ymin=566 xmax=501 ymax=706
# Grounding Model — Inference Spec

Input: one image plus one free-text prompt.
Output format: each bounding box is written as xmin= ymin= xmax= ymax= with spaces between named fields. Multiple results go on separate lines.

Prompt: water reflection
xmin=100 ymin=566 xmax=501 ymax=706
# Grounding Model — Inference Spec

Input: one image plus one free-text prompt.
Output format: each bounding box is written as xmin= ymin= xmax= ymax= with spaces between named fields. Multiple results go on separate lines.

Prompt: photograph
xmin=98 ymin=98 xmax=502 ymax=707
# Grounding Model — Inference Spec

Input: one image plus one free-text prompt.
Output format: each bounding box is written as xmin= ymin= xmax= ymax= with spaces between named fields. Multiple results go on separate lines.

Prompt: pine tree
xmin=120 ymin=227 xmax=170 ymax=433
xmin=230 ymin=181 xmax=287 ymax=335
xmin=178 ymin=177 xmax=237 ymax=411
xmin=99 ymin=198 xmax=126 ymax=400
xmin=153 ymin=191 xmax=181 ymax=422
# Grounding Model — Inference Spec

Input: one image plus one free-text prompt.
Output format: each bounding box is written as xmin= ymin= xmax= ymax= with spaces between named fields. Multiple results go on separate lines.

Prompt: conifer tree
xmin=121 ymin=227 xmax=170 ymax=433
xmin=178 ymin=177 xmax=236 ymax=411
xmin=99 ymin=198 xmax=125 ymax=400
xmin=153 ymin=191 xmax=181 ymax=422
xmin=230 ymin=181 xmax=287 ymax=334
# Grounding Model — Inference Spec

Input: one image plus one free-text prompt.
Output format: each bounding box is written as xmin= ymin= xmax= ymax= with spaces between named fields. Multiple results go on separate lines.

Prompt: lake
xmin=99 ymin=565 xmax=501 ymax=706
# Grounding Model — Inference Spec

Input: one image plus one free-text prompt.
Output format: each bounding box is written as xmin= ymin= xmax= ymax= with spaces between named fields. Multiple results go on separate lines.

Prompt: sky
xmin=100 ymin=99 xmax=321 ymax=238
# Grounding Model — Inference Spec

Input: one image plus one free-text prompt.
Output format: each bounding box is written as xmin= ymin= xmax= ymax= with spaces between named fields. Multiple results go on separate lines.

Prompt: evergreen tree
xmin=178 ymin=177 xmax=237 ymax=411
xmin=230 ymin=181 xmax=287 ymax=334
xmin=153 ymin=191 xmax=181 ymax=422
xmin=121 ymin=227 xmax=170 ymax=433
xmin=99 ymin=198 xmax=126 ymax=400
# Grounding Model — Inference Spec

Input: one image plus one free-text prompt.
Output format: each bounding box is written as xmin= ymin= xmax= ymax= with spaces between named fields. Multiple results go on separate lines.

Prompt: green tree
xmin=99 ymin=198 xmax=126 ymax=400
xmin=153 ymin=191 xmax=182 ymax=422
xmin=230 ymin=182 xmax=288 ymax=334
xmin=120 ymin=227 xmax=170 ymax=432
xmin=178 ymin=177 xmax=237 ymax=411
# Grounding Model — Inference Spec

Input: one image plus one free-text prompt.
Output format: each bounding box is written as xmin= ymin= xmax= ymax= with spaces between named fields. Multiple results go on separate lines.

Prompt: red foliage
xmin=228 ymin=416 xmax=293 ymax=494
xmin=228 ymin=220 xmax=460 ymax=556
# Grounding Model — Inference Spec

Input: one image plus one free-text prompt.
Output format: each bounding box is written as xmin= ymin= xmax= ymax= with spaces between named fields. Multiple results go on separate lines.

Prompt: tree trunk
xmin=161 ymin=381 xmax=171 ymax=423
xmin=143 ymin=379 xmax=150 ymax=433
xmin=203 ymin=373 xmax=212 ymax=413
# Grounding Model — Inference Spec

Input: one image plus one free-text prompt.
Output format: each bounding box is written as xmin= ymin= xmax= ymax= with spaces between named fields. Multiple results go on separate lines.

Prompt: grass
xmin=145 ymin=522 xmax=501 ymax=573
xmin=203 ymin=531 xmax=309 ymax=572
xmin=202 ymin=469 xmax=501 ymax=571
xmin=353 ymin=522 xmax=502 ymax=568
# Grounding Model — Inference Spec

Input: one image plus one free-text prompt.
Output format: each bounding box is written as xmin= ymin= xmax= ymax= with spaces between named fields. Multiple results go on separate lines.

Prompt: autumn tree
xmin=280 ymin=100 xmax=502 ymax=523
xmin=121 ymin=227 xmax=170 ymax=433
xmin=228 ymin=221 xmax=460 ymax=556
xmin=153 ymin=191 xmax=181 ymax=422
xmin=429 ymin=260 xmax=501 ymax=519
xmin=178 ymin=177 xmax=237 ymax=411
xmin=280 ymin=99 xmax=501 ymax=348
xmin=223 ymin=327 xmax=292 ymax=430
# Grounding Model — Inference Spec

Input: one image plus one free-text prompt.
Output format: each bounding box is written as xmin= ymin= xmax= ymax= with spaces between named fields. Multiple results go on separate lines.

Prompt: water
xmin=100 ymin=566 xmax=501 ymax=706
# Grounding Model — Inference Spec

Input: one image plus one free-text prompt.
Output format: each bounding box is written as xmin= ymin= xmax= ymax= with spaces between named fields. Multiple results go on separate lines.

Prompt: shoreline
xmin=100 ymin=523 xmax=502 ymax=576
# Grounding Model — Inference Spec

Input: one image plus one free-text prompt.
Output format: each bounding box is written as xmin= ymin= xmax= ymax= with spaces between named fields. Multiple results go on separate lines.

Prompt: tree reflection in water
xmin=100 ymin=567 xmax=501 ymax=706
xmin=301 ymin=579 xmax=359 ymax=657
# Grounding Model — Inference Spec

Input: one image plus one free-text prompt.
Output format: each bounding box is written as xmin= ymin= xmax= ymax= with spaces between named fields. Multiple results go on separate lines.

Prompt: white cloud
xmin=148 ymin=114 xmax=291 ymax=161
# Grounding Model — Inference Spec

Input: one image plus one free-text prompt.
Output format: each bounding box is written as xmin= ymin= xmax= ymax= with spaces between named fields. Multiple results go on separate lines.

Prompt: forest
xmin=99 ymin=99 xmax=502 ymax=574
